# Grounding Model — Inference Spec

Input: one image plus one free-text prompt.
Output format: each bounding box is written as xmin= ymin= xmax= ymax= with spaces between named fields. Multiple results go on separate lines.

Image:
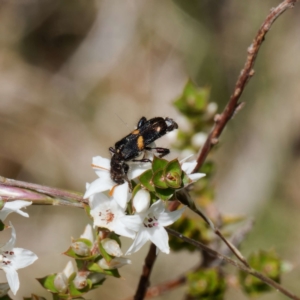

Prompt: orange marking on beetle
xmin=156 ymin=126 xmax=161 ymax=132
xmin=137 ymin=136 xmax=144 ymax=150
xmin=91 ymin=164 xmax=110 ymax=171
xmin=132 ymin=129 xmax=140 ymax=134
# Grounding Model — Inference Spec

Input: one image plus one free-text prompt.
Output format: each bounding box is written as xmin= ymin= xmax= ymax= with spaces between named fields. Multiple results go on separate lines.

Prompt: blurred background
xmin=0 ymin=0 xmax=300 ymax=299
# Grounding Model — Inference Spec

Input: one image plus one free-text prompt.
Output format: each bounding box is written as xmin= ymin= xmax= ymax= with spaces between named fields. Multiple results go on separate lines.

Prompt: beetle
xmin=109 ymin=116 xmax=178 ymax=186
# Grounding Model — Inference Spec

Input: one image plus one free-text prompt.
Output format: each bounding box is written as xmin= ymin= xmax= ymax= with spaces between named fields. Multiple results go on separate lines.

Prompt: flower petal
xmin=149 ymin=227 xmax=170 ymax=254
xmin=0 ymin=201 xmax=32 ymax=221
xmin=2 ymin=266 xmax=19 ymax=295
xmin=126 ymin=230 xmax=149 ymax=255
xmin=188 ymin=173 xmax=206 ymax=182
xmin=181 ymin=161 xmax=197 ymax=174
xmin=11 ymin=248 xmax=38 ymax=269
xmin=84 ymin=178 xmax=113 ymax=198
xmin=120 ymin=215 xmax=143 ymax=232
xmin=158 ymin=207 xmax=185 ymax=227
xmin=1 ymin=222 xmax=16 ymax=251
xmin=92 ymin=156 xmax=111 ymax=172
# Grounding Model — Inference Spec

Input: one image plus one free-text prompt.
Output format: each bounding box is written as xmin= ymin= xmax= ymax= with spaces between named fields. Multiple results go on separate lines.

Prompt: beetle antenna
xmin=115 ymin=113 xmax=130 ymax=129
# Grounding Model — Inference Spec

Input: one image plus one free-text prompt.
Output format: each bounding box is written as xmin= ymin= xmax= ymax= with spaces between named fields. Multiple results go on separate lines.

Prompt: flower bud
xmin=73 ymin=274 xmax=88 ymax=290
xmin=133 ymin=190 xmax=150 ymax=213
xmin=71 ymin=241 xmax=91 ymax=256
xmin=101 ymin=238 xmax=123 ymax=257
xmin=98 ymin=257 xmax=131 ymax=270
xmin=54 ymin=272 xmax=68 ymax=293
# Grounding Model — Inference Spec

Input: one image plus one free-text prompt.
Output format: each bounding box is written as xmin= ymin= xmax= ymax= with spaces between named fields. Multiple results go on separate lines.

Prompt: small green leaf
xmin=182 ymin=171 xmax=192 ymax=187
xmin=88 ymin=263 xmax=120 ymax=278
xmin=239 ymin=250 xmax=281 ymax=295
xmin=154 ymin=187 xmax=174 ymax=201
xmin=164 ymin=159 xmax=182 ymax=177
xmin=187 ymin=268 xmax=226 ymax=299
xmin=174 ymin=80 xmax=210 ymax=116
xmin=69 ymin=280 xmax=90 ymax=297
xmin=165 ymin=171 xmax=182 ymax=189
xmin=139 ymin=170 xmax=155 ymax=191
xmin=152 ymin=156 xmax=168 ymax=172
xmin=152 ymin=169 xmax=168 ymax=189
xmin=63 ymin=245 xmax=95 ymax=260
xmin=37 ymin=274 xmax=58 ymax=293
xmin=0 ymin=220 xmax=5 ymax=231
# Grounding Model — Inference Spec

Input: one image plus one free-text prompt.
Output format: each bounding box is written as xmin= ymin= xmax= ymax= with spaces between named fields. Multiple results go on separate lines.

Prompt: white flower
xmin=0 ymin=222 xmax=38 ymax=295
xmin=84 ymin=156 xmax=151 ymax=209
xmin=98 ymin=257 xmax=131 ymax=270
xmin=0 ymin=200 xmax=32 ymax=221
xmin=180 ymin=156 xmax=206 ymax=183
xmin=124 ymin=200 xmax=185 ymax=255
xmin=89 ymin=192 xmax=135 ymax=239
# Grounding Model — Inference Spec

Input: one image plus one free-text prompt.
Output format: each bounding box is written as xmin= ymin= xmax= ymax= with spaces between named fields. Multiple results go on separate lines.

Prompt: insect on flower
xmin=109 ymin=116 xmax=178 ymax=187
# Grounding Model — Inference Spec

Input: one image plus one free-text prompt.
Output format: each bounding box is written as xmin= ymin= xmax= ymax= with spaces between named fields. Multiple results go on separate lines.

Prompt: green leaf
xmin=154 ymin=186 xmax=174 ymax=201
xmin=63 ymin=245 xmax=95 ymax=260
xmin=0 ymin=220 xmax=5 ymax=231
xmin=131 ymin=183 xmax=142 ymax=199
xmin=187 ymin=268 xmax=226 ymax=299
xmin=239 ymin=250 xmax=281 ymax=295
xmin=152 ymin=169 xmax=168 ymax=189
xmin=139 ymin=170 xmax=155 ymax=191
xmin=182 ymin=171 xmax=192 ymax=187
xmin=174 ymin=80 xmax=210 ymax=116
xmin=152 ymin=156 xmax=168 ymax=172
xmin=69 ymin=280 xmax=90 ymax=297
xmin=165 ymin=171 xmax=181 ymax=189
xmin=164 ymin=159 xmax=182 ymax=189
xmin=88 ymin=263 xmax=120 ymax=278
xmin=164 ymin=159 xmax=182 ymax=176
xmin=37 ymin=274 xmax=58 ymax=293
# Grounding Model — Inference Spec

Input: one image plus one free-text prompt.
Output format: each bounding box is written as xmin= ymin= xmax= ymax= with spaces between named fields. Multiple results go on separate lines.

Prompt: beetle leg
xmin=122 ymin=162 xmax=132 ymax=191
xmin=132 ymin=158 xmax=152 ymax=163
xmin=145 ymin=146 xmax=170 ymax=158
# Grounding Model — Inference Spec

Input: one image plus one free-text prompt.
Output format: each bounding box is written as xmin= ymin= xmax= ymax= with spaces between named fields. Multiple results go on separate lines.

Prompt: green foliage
xmin=174 ymin=80 xmax=210 ymax=116
xmin=187 ymin=268 xmax=226 ymax=300
xmin=239 ymin=250 xmax=281 ymax=295
xmin=37 ymin=275 xmax=59 ymax=294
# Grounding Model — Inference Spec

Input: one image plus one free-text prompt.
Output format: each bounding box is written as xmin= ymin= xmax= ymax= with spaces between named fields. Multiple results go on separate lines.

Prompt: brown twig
xmin=142 ymin=220 xmax=254 ymax=299
xmin=166 ymin=228 xmax=300 ymax=300
xmin=192 ymin=0 xmax=298 ymax=173
xmin=0 ymin=176 xmax=86 ymax=207
xmin=134 ymin=243 xmax=158 ymax=300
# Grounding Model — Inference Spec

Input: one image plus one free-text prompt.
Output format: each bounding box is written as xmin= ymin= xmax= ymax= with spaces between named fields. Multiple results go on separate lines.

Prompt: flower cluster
xmin=84 ymin=155 xmax=205 ymax=255
xmin=0 ymin=200 xmax=37 ymax=295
